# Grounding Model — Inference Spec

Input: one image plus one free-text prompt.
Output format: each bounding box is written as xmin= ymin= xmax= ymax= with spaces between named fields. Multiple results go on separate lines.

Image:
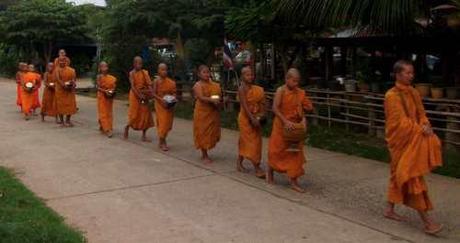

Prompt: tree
xmin=101 ymin=0 xmax=225 ymax=90
xmin=0 ymin=0 xmax=89 ymax=65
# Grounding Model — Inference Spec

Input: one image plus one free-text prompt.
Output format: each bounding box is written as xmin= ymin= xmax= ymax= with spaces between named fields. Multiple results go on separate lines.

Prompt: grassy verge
xmin=78 ymin=91 xmax=460 ymax=179
xmin=0 ymin=167 xmax=85 ymax=243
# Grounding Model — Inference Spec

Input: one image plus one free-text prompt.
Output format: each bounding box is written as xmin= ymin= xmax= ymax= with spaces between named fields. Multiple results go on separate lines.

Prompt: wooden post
xmin=176 ymin=82 xmax=183 ymax=101
xmin=368 ymin=96 xmax=376 ymax=136
xmin=446 ymin=115 xmax=460 ymax=151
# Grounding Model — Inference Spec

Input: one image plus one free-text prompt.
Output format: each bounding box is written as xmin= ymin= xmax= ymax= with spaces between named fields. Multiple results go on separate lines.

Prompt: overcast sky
xmin=67 ymin=0 xmax=106 ymax=7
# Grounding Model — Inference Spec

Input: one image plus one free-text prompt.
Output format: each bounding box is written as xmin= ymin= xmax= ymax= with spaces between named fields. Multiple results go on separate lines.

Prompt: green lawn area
xmin=0 ymin=167 xmax=85 ymax=243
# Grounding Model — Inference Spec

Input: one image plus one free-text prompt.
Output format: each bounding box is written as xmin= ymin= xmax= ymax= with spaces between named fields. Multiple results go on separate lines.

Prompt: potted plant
xmin=414 ymin=82 xmax=432 ymax=98
xmin=431 ymin=86 xmax=444 ymax=99
xmin=446 ymin=87 xmax=458 ymax=99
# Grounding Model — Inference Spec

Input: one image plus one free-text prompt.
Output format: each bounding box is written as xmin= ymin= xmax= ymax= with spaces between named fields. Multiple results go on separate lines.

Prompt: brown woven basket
xmin=283 ymin=122 xmax=306 ymax=142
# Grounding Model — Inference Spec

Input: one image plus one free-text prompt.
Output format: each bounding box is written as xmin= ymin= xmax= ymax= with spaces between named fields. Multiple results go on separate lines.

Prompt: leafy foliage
xmin=0 ymin=0 xmax=89 ymax=66
xmin=101 ymin=0 xmax=225 ymax=91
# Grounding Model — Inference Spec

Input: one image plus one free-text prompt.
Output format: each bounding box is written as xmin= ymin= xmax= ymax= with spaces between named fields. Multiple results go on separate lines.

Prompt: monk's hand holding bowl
xmin=284 ymin=121 xmax=296 ymax=131
xmin=250 ymin=116 xmax=260 ymax=128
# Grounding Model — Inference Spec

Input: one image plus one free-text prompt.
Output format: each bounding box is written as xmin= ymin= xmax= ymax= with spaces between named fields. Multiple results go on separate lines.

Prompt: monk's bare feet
xmin=66 ymin=121 xmax=74 ymax=127
xmin=159 ymin=143 xmax=169 ymax=151
xmin=424 ymin=223 xmax=443 ymax=235
xmin=123 ymin=126 xmax=129 ymax=139
xmin=41 ymin=115 xmax=45 ymax=122
xmin=106 ymin=131 xmax=113 ymax=138
xmin=202 ymin=157 xmax=213 ymax=165
xmin=383 ymin=209 xmax=408 ymax=222
xmin=254 ymin=166 xmax=265 ymax=179
xmin=236 ymin=158 xmax=247 ymax=173
xmin=290 ymin=178 xmax=305 ymax=193
xmin=266 ymin=167 xmax=274 ymax=184
xmin=24 ymin=115 xmax=30 ymax=121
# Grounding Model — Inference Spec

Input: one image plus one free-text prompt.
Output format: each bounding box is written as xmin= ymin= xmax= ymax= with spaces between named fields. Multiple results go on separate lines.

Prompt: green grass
xmin=0 ymin=167 xmax=86 ymax=243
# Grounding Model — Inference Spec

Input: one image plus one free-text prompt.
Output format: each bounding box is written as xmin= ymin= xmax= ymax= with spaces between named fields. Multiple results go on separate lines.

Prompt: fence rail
xmin=175 ymin=83 xmax=460 ymax=148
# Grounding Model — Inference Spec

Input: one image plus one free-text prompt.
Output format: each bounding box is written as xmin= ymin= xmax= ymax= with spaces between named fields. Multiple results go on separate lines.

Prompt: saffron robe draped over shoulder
xmin=55 ymin=66 xmax=77 ymax=115
xmin=154 ymin=77 xmax=176 ymax=139
xmin=127 ymin=69 xmax=154 ymax=130
xmin=20 ymin=73 xmax=39 ymax=115
xmin=385 ymin=83 xmax=442 ymax=212
xmin=238 ymin=85 xmax=265 ymax=164
xmin=97 ymin=74 xmax=117 ymax=132
xmin=193 ymin=81 xmax=221 ymax=150
xmin=41 ymin=71 xmax=57 ymax=116
xmin=268 ymin=86 xmax=313 ymax=179
xmin=54 ymin=57 xmax=71 ymax=67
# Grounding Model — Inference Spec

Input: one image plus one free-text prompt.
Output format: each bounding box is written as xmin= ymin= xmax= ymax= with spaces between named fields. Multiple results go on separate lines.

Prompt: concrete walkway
xmin=0 ymin=79 xmax=458 ymax=243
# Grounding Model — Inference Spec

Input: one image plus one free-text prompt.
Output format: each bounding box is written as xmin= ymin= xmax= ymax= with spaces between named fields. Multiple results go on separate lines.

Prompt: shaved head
xmin=286 ymin=68 xmax=300 ymax=80
xmin=285 ymin=68 xmax=301 ymax=89
xmin=158 ymin=63 xmax=168 ymax=78
xmin=133 ymin=56 xmax=143 ymax=70
xmin=241 ymin=66 xmax=254 ymax=84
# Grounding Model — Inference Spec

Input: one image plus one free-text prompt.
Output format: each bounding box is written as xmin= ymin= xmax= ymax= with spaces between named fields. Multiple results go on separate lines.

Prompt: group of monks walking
xmin=14 ymin=54 xmax=444 ymax=235
xmin=16 ymin=49 xmax=77 ymax=125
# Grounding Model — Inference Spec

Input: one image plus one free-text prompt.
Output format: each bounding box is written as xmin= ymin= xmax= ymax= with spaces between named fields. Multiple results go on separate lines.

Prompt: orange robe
xmin=20 ymin=73 xmax=39 ymax=115
xmin=154 ymin=77 xmax=176 ymax=139
xmin=127 ymin=69 xmax=154 ymax=130
xmin=54 ymin=57 xmax=71 ymax=67
xmin=193 ymin=81 xmax=221 ymax=150
xmin=41 ymin=71 xmax=57 ymax=116
xmin=16 ymin=72 xmax=24 ymax=107
xmin=55 ymin=67 xmax=77 ymax=115
xmin=238 ymin=85 xmax=265 ymax=164
xmin=30 ymin=72 xmax=41 ymax=110
xmin=97 ymin=74 xmax=117 ymax=132
xmin=385 ymin=83 xmax=442 ymax=212
xmin=268 ymin=86 xmax=313 ymax=179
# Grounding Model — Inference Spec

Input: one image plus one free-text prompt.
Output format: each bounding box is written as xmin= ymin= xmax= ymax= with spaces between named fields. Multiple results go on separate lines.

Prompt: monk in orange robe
xmin=27 ymin=64 xmax=41 ymax=115
xmin=97 ymin=62 xmax=117 ymax=138
xmin=40 ymin=62 xmax=58 ymax=123
xmin=153 ymin=63 xmax=176 ymax=151
xmin=54 ymin=49 xmax=71 ymax=67
xmin=267 ymin=68 xmax=313 ymax=193
xmin=124 ymin=56 xmax=154 ymax=141
xmin=20 ymin=70 xmax=40 ymax=120
xmin=193 ymin=65 xmax=222 ymax=164
xmin=55 ymin=57 xmax=77 ymax=127
xmin=383 ymin=60 xmax=443 ymax=235
xmin=237 ymin=66 xmax=265 ymax=178
xmin=15 ymin=62 xmax=27 ymax=110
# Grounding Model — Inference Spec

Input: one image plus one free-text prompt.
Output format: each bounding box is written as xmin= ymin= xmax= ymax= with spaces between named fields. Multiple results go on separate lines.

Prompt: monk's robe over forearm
xmin=193 ymin=81 xmax=221 ymax=150
xmin=155 ymin=78 xmax=176 ymax=139
xmin=268 ymin=87 xmax=313 ymax=178
xmin=98 ymin=74 xmax=117 ymax=132
xmin=128 ymin=69 xmax=154 ymax=130
xmin=55 ymin=67 xmax=77 ymax=115
xmin=238 ymin=85 xmax=265 ymax=164
xmin=385 ymin=83 xmax=442 ymax=212
xmin=41 ymin=71 xmax=58 ymax=116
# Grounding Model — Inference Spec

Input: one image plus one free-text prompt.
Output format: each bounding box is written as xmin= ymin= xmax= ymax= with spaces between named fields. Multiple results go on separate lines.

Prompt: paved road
xmin=0 ymin=79 xmax=458 ymax=243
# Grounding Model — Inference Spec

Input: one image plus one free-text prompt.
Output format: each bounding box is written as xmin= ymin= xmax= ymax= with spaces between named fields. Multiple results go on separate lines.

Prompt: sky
xmin=67 ymin=0 xmax=106 ymax=7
